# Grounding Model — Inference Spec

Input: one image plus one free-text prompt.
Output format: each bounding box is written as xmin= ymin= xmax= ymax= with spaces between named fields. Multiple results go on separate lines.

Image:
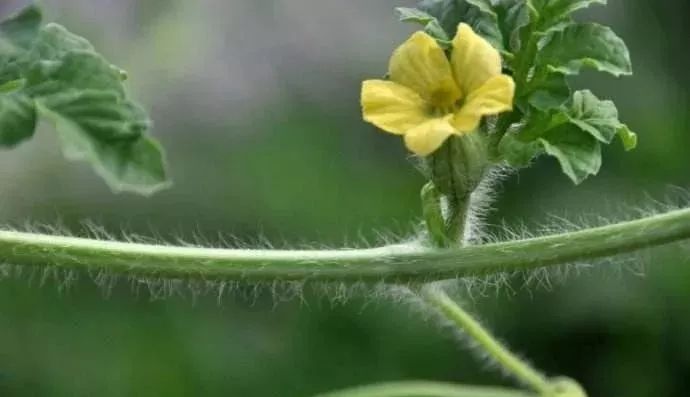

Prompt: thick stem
xmin=421 ymin=286 xmax=550 ymax=394
xmin=314 ymin=381 xmax=536 ymax=397
xmin=0 ymin=208 xmax=689 ymax=282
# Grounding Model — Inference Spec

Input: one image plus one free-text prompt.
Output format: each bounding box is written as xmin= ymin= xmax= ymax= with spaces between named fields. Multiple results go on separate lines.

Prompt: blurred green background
xmin=1 ymin=0 xmax=689 ymax=396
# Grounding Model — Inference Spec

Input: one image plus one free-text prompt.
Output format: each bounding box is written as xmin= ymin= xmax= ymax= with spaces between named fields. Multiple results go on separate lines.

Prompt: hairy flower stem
xmin=421 ymin=286 xmax=551 ymax=394
xmin=0 ymin=208 xmax=689 ymax=282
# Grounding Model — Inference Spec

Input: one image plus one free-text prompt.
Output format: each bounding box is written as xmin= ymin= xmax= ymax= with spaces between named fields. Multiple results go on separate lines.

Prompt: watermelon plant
xmin=1 ymin=2 xmax=688 ymax=396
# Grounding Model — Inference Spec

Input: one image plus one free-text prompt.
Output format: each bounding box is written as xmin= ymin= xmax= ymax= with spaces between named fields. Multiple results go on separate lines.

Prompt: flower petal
xmin=389 ymin=31 xmax=460 ymax=106
xmin=361 ymin=79 xmax=430 ymax=135
xmin=452 ymin=75 xmax=515 ymax=132
xmin=451 ymin=23 xmax=502 ymax=95
xmin=403 ymin=115 xmax=456 ymax=156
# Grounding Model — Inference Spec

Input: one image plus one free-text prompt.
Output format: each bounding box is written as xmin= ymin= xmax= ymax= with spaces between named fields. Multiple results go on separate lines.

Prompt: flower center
xmin=429 ymin=88 xmax=459 ymax=108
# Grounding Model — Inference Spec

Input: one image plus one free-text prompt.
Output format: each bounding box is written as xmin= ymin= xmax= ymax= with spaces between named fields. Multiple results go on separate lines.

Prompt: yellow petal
xmin=389 ymin=31 xmax=461 ymax=107
xmin=451 ymin=23 xmax=502 ymax=95
xmin=361 ymin=79 xmax=431 ymax=135
xmin=403 ymin=115 xmax=456 ymax=156
xmin=452 ymin=75 xmax=515 ymax=132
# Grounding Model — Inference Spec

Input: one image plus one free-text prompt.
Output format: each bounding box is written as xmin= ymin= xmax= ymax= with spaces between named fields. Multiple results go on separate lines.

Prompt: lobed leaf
xmin=537 ymin=22 xmax=632 ymax=76
xmin=0 ymin=6 xmax=170 ymax=195
xmin=539 ymin=124 xmax=602 ymax=184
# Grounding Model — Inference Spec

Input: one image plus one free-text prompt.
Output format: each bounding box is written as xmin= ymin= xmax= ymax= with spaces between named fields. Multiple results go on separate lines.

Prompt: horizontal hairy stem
xmin=313 ymin=381 xmax=535 ymax=397
xmin=1 ymin=208 xmax=690 ymax=282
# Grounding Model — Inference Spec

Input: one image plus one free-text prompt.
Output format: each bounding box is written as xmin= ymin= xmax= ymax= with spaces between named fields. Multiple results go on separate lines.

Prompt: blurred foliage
xmin=0 ymin=0 xmax=688 ymax=396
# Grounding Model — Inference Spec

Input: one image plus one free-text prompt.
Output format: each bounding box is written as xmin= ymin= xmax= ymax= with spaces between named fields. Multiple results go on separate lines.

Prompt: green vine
xmin=1 ymin=207 xmax=689 ymax=282
xmin=0 ymin=2 xmax=685 ymax=397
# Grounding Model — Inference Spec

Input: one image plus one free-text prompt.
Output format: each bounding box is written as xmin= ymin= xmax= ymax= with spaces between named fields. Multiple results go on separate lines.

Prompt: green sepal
xmin=421 ymin=182 xmax=448 ymax=247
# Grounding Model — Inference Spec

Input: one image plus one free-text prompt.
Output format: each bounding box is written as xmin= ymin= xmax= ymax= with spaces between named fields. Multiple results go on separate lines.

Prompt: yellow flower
xmin=361 ymin=23 xmax=515 ymax=156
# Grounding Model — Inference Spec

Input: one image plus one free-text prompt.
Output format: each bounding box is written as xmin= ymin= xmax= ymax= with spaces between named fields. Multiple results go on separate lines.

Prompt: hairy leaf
xmin=0 ymin=92 xmax=36 ymax=147
xmin=538 ymin=22 xmax=632 ymax=76
xmin=540 ymin=124 xmax=602 ymax=184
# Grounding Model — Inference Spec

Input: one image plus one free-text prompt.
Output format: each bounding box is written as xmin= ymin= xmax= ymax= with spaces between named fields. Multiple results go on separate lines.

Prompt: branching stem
xmin=421 ymin=287 xmax=550 ymax=394
xmin=0 ymin=208 xmax=689 ymax=282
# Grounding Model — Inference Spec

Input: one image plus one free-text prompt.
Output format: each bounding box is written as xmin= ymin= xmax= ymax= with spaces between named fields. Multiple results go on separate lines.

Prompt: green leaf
xmin=531 ymin=0 xmax=606 ymax=31
xmin=396 ymin=7 xmax=450 ymax=43
xmin=38 ymin=89 xmax=147 ymax=141
xmin=0 ymin=4 xmax=42 ymax=53
xmin=25 ymin=50 xmax=126 ymax=97
xmin=23 ymin=23 xmax=169 ymax=194
xmin=498 ymin=126 xmax=543 ymax=167
xmin=616 ymin=123 xmax=637 ymax=151
xmin=565 ymin=90 xmax=621 ymax=143
xmin=0 ymin=92 xmax=36 ymax=147
xmin=540 ymin=124 xmax=602 ymax=184
xmin=43 ymin=100 xmax=168 ymax=195
xmin=27 ymin=23 xmax=94 ymax=63
xmin=537 ymin=22 xmax=632 ymax=76
xmin=513 ymin=107 xmax=569 ymax=141
xmin=526 ymin=71 xmax=571 ymax=111
xmin=494 ymin=0 xmax=530 ymax=53
xmin=418 ymin=0 xmax=504 ymax=50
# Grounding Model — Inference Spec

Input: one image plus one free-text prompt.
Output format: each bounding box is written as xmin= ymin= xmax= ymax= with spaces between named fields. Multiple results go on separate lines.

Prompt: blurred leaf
xmin=0 ymin=91 xmax=36 ymax=147
xmin=396 ymin=7 xmax=450 ymax=44
xmin=616 ymin=123 xmax=638 ymax=151
xmin=531 ymin=0 xmax=606 ymax=31
xmin=537 ymin=23 xmax=632 ymax=76
xmin=498 ymin=125 xmax=542 ymax=167
xmin=0 ymin=15 xmax=171 ymax=195
xmin=418 ymin=0 xmax=503 ymax=50
xmin=494 ymin=0 xmax=529 ymax=53
xmin=526 ymin=72 xmax=570 ymax=111
xmin=0 ymin=3 xmax=42 ymax=53
xmin=540 ymin=124 xmax=602 ymax=184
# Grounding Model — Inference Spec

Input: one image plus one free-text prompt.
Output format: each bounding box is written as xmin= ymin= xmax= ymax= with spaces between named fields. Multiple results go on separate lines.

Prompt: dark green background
xmin=1 ymin=1 xmax=688 ymax=396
